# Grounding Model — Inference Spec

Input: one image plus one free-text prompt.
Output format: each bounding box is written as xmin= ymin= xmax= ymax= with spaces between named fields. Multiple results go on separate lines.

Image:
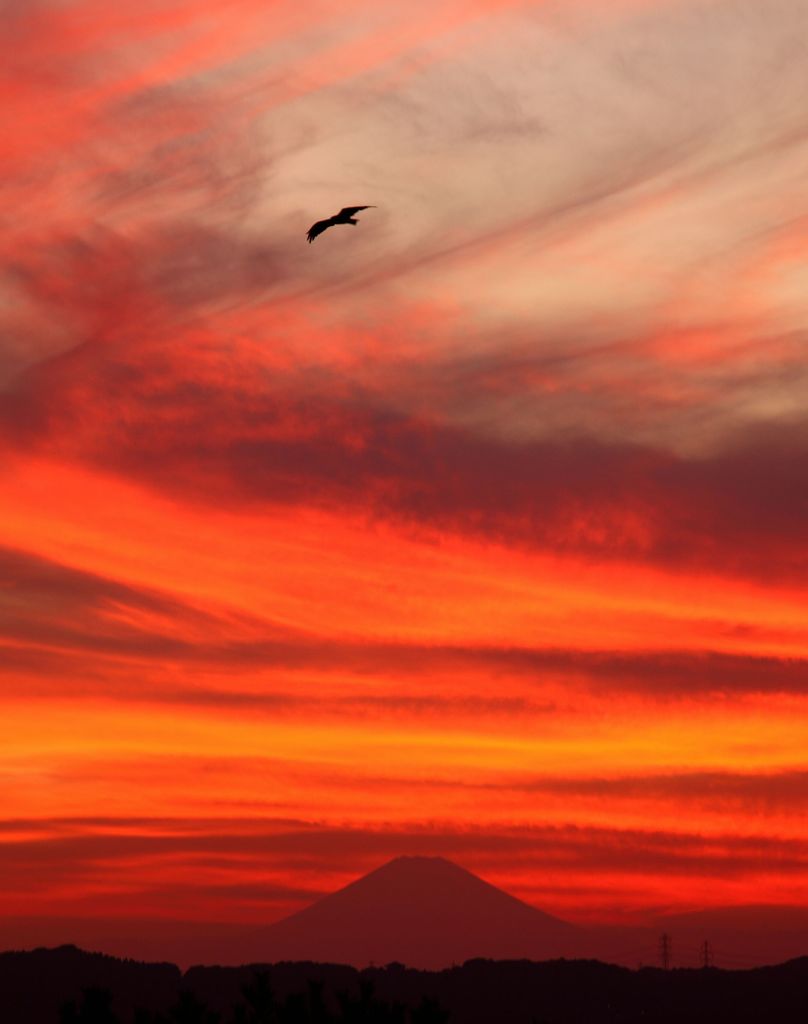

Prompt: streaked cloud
xmin=2 ymin=0 xmax=807 ymax=941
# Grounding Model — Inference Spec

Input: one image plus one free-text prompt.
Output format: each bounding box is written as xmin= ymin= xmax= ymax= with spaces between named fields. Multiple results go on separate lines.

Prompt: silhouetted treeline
xmin=61 ymin=969 xmax=446 ymax=1024
xmin=3 ymin=945 xmax=808 ymax=1024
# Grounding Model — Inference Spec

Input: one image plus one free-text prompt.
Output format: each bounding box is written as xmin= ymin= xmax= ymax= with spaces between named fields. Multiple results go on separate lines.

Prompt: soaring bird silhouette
xmin=307 ymin=205 xmax=375 ymax=243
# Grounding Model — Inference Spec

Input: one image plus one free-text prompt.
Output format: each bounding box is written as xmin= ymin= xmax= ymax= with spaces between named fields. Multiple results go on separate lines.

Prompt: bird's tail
xmin=347 ymin=218 xmax=358 ymax=225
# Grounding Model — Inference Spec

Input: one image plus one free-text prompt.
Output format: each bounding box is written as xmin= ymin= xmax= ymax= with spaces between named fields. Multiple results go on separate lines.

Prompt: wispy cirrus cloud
xmin=4 ymin=816 xmax=808 ymax=914
xmin=6 ymin=354 xmax=807 ymax=584
xmin=2 ymin=546 xmax=806 ymax=700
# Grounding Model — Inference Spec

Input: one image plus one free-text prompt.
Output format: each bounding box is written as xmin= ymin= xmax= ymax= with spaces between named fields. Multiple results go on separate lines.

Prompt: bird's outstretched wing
xmin=338 ymin=205 xmax=375 ymax=218
xmin=307 ymin=218 xmax=333 ymax=243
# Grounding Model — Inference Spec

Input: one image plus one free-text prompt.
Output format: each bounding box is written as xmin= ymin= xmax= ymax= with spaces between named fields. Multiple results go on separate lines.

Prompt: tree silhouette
xmin=241 ymin=970 xmax=278 ymax=1024
xmin=57 ymin=968 xmax=452 ymax=1024
xmin=333 ymin=980 xmax=415 ymax=1024
xmin=60 ymin=988 xmax=119 ymax=1024
xmin=168 ymin=991 xmax=220 ymax=1024
xmin=305 ymin=980 xmax=329 ymax=1024
xmin=278 ymin=992 xmax=307 ymax=1024
xmin=134 ymin=1010 xmax=169 ymax=1024
xmin=410 ymin=997 xmax=449 ymax=1024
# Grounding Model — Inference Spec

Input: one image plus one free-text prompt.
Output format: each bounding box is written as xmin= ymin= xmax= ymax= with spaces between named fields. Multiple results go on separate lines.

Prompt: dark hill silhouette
xmin=0 ymin=946 xmax=179 ymax=1023
xmin=5 ymin=900 xmax=804 ymax=970
xmin=4 ymin=946 xmax=808 ymax=1023
xmin=240 ymin=855 xmax=577 ymax=967
xmin=0 ymin=916 xmax=246 ymax=969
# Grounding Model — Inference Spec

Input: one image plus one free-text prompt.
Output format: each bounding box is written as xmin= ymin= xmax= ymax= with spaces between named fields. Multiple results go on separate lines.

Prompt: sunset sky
xmin=2 ymin=0 xmax=808 ymax=956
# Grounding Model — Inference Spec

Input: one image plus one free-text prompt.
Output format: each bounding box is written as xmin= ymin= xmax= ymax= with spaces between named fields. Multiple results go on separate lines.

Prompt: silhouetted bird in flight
xmin=307 ymin=206 xmax=375 ymax=243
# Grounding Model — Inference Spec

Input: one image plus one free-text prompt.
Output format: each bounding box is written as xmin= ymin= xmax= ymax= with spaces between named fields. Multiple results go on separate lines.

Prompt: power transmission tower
xmin=658 ymin=933 xmax=669 ymax=969
xmin=701 ymin=940 xmax=713 ymax=969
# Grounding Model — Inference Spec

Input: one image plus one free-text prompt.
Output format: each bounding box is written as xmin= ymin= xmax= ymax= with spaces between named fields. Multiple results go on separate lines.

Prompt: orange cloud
xmin=2 ymin=0 xmax=808 ymax=952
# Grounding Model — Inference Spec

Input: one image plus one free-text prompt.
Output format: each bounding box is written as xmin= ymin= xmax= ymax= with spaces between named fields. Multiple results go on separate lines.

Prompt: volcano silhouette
xmin=243 ymin=856 xmax=577 ymax=968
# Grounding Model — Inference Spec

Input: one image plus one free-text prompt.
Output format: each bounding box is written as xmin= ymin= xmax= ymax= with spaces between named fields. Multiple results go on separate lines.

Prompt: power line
xmin=701 ymin=940 xmax=713 ymax=969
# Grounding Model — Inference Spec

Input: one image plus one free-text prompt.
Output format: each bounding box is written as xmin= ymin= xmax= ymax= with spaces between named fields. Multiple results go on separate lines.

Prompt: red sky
xmin=2 ymin=0 xmax=808 ymax=959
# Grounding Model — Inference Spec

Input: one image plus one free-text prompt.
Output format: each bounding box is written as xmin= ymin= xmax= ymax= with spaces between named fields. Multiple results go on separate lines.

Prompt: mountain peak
xmin=356 ymin=855 xmax=483 ymax=883
xmin=246 ymin=856 xmax=576 ymax=968
xmin=386 ymin=854 xmax=455 ymax=867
